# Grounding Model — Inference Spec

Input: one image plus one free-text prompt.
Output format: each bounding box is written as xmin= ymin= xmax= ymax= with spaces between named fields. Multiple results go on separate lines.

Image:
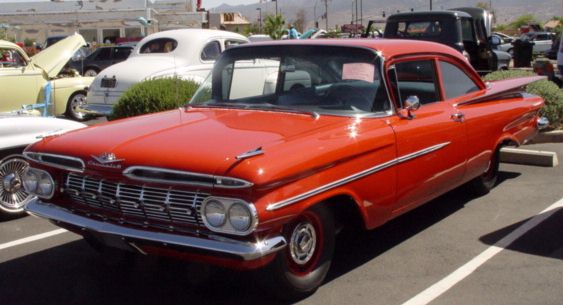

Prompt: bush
xmin=483 ymin=70 xmax=563 ymax=129
xmin=111 ymin=76 xmax=200 ymax=120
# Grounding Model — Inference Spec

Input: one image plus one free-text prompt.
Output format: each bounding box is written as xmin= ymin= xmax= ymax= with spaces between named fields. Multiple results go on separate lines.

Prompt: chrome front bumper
xmin=25 ymin=200 xmax=287 ymax=261
xmin=78 ymin=103 xmax=113 ymax=116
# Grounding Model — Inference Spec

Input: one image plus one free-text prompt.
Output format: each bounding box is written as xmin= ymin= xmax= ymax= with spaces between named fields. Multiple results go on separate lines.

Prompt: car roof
xmin=237 ymin=38 xmax=466 ymax=62
xmin=387 ymin=10 xmax=472 ymax=19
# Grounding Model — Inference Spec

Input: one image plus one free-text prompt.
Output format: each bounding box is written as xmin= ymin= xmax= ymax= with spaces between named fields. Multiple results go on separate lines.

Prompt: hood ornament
xmin=89 ymin=152 xmax=124 ymax=169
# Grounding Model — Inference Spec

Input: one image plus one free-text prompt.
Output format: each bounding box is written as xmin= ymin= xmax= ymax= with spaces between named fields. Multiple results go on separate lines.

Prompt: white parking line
xmin=402 ymin=197 xmax=563 ymax=305
xmin=0 ymin=229 xmax=67 ymax=251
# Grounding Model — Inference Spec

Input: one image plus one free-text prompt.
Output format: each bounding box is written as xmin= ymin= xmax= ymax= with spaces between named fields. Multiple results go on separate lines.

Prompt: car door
xmin=386 ymin=57 xmax=467 ymax=214
xmin=0 ymin=47 xmax=42 ymax=112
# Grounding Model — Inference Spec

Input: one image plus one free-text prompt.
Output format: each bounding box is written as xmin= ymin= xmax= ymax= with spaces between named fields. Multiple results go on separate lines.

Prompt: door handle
xmin=451 ymin=112 xmax=465 ymax=122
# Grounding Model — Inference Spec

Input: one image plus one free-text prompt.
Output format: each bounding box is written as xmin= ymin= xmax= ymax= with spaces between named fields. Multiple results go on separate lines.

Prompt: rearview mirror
xmin=400 ymin=95 xmax=420 ymax=120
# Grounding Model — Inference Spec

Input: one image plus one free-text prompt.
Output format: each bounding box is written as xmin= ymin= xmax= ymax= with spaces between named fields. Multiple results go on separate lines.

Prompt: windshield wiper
xmin=248 ymin=103 xmax=320 ymax=119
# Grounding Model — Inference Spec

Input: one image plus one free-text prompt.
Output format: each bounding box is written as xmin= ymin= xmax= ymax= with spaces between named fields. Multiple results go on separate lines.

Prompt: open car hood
xmin=31 ymin=34 xmax=86 ymax=78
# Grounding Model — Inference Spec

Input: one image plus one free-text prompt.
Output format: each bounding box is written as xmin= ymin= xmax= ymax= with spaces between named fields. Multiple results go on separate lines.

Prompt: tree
xmin=294 ymin=9 xmax=306 ymax=33
xmin=476 ymin=2 xmax=489 ymax=10
xmin=264 ymin=13 xmax=285 ymax=40
xmin=509 ymin=14 xmax=537 ymax=30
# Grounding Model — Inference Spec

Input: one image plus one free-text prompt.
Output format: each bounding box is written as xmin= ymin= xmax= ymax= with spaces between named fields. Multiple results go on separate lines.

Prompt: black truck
xmin=381 ymin=7 xmax=511 ymax=74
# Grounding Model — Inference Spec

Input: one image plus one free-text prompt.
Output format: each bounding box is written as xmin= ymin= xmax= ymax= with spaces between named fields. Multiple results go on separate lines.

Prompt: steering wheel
xmin=325 ymin=84 xmax=371 ymax=111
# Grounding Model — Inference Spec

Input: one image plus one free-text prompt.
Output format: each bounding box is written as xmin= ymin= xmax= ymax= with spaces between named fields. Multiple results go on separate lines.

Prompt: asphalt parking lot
xmin=1 ymin=141 xmax=561 ymax=305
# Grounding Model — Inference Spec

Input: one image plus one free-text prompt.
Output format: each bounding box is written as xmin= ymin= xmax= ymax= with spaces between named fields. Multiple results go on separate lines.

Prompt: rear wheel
xmin=0 ymin=155 xmax=31 ymax=217
xmin=265 ymin=204 xmax=335 ymax=300
xmin=469 ymin=146 xmax=500 ymax=196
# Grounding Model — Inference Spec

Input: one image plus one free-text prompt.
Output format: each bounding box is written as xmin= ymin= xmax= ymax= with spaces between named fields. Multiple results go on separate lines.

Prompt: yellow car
xmin=0 ymin=34 xmax=94 ymax=120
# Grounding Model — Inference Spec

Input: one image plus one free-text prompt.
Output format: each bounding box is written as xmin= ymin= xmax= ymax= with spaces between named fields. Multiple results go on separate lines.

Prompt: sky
xmin=0 ymin=0 xmax=259 ymax=8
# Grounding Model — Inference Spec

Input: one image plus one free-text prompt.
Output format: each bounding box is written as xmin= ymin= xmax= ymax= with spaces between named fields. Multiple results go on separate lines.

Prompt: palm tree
xmin=264 ymin=14 xmax=285 ymax=40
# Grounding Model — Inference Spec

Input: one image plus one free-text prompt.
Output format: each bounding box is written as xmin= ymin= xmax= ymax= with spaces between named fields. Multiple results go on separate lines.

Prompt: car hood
xmin=28 ymin=108 xmax=362 ymax=180
xmin=89 ymin=56 xmax=180 ymax=93
xmin=31 ymin=34 xmax=86 ymax=78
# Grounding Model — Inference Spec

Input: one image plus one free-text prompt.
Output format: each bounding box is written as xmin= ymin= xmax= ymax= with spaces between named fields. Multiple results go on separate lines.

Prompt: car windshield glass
xmin=190 ymin=45 xmax=389 ymax=116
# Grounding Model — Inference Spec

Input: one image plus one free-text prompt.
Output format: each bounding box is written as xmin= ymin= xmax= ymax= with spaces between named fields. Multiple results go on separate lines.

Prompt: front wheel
xmin=0 ymin=155 xmax=31 ymax=217
xmin=66 ymin=91 xmax=87 ymax=121
xmin=265 ymin=204 xmax=335 ymax=300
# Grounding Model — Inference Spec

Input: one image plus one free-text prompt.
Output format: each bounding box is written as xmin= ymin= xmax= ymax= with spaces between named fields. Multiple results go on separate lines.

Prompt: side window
xmin=95 ymin=48 xmax=112 ymax=60
xmin=113 ymin=47 xmax=132 ymax=60
xmin=394 ymin=60 xmax=440 ymax=105
xmin=0 ymin=48 xmax=26 ymax=68
xmin=201 ymin=41 xmax=222 ymax=61
xmin=439 ymin=61 xmax=479 ymax=99
xmin=140 ymin=38 xmax=178 ymax=54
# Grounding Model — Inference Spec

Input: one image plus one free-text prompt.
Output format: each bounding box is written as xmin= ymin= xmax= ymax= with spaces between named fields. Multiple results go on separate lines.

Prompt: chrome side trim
xmin=123 ymin=166 xmax=253 ymax=189
xmin=23 ymin=152 xmax=85 ymax=173
xmin=25 ymin=200 xmax=286 ymax=261
xmin=266 ymin=142 xmax=450 ymax=211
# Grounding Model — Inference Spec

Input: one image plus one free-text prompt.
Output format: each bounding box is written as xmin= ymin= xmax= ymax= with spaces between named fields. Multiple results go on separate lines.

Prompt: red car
xmin=22 ymin=39 xmax=545 ymax=299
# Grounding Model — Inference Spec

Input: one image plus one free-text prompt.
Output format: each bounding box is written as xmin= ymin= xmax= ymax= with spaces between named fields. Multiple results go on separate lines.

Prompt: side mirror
xmin=400 ymin=95 xmax=420 ymax=120
xmin=490 ymin=36 xmax=501 ymax=46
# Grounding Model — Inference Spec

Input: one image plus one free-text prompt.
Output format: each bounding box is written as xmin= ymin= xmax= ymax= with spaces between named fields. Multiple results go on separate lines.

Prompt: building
xmin=0 ymin=0 xmax=206 ymax=44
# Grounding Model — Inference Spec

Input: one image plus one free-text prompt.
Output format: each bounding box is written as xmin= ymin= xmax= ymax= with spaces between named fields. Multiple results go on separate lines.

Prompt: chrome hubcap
xmin=0 ymin=158 xmax=31 ymax=211
xmin=289 ymin=222 xmax=317 ymax=265
xmin=3 ymin=173 xmax=21 ymax=193
xmin=71 ymin=94 xmax=86 ymax=119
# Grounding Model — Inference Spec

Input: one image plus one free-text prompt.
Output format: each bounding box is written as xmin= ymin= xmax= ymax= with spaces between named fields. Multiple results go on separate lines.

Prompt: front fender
xmin=50 ymin=77 xmax=94 ymax=115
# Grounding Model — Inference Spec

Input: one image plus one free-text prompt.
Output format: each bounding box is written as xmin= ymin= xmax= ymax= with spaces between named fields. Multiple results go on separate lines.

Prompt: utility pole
xmin=324 ymin=0 xmax=328 ymax=30
xmin=257 ymin=7 xmax=262 ymax=33
xmin=429 ymin=0 xmax=432 ymax=11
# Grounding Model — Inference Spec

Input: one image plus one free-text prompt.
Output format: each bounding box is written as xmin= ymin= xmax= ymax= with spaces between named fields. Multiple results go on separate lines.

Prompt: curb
xmin=530 ymin=130 xmax=563 ymax=144
xmin=500 ymin=147 xmax=559 ymax=167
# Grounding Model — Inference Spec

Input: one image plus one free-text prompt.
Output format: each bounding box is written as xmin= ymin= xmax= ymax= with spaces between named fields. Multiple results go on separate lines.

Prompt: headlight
xmin=203 ymin=199 xmax=226 ymax=227
xmin=201 ymin=197 xmax=257 ymax=235
xmin=228 ymin=203 xmax=251 ymax=231
xmin=22 ymin=168 xmax=55 ymax=199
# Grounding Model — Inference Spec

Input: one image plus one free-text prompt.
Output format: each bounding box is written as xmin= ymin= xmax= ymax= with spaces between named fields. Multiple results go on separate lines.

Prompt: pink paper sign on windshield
xmin=342 ymin=63 xmax=375 ymax=82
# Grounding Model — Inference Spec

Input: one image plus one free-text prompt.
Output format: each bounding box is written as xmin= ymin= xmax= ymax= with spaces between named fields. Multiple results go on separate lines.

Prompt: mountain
xmin=211 ymin=0 xmax=560 ymax=30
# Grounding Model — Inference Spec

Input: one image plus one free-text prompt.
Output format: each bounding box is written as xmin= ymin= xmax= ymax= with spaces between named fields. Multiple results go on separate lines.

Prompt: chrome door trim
xmin=266 ymin=142 xmax=450 ymax=211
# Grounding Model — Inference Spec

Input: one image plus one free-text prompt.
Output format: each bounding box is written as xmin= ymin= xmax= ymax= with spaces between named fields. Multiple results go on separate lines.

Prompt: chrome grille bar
xmin=64 ymin=173 xmax=207 ymax=227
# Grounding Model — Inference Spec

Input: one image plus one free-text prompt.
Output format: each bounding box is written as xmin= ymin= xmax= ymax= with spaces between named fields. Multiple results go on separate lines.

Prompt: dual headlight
xmin=22 ymin=168 xmax=55 ymax=199
xmin=201 ymin=197 xmax=257 ymax=235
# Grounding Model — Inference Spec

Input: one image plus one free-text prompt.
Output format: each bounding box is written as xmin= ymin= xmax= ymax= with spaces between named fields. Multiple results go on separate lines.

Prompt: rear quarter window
xmin=439 ymin=61 xmax=479 ymax=98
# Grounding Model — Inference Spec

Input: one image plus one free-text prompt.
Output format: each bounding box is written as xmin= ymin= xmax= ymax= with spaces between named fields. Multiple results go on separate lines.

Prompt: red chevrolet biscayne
xmin=22 ymin=39 xmax=546 ymax=299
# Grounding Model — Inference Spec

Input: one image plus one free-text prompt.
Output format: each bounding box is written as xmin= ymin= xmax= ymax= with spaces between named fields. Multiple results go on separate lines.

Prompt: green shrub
xmin=111 ymin=76 xmax=200 ymax=120
xmin=483 ymin=70 xmax=563 ymax=129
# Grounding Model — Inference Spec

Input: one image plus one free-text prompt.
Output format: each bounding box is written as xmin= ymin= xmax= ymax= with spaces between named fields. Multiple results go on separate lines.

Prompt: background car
xmin=68 ymin=45 xmax=133 ymax=76
xmin=0 ymin=115 xmax=85 ymax=217
xmin=520 ymin=31 xmax=556 ymax=55
xmin=0 ymin=35 xmax=94 ymax=120
xmin=82 ymin=29 xmax=249 ymax=116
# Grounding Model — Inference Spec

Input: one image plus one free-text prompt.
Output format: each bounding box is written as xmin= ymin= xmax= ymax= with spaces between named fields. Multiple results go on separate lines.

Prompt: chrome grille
xmin=65 ymin=173 xmax=207 ymax=227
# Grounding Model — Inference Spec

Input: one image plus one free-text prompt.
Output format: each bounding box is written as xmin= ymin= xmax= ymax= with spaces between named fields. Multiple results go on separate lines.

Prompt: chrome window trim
xmin=23 ymin=152 xmax=85 ymax=173
xmin=122 ymin=166 xmax=253 ymax=189
xmin=266 ymin=142 xmax=450 ymax=211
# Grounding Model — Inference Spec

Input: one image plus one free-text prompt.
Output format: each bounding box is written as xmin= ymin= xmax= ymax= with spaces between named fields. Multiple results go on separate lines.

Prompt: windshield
xmin=190 ymin=45 xmax=390 ymax=116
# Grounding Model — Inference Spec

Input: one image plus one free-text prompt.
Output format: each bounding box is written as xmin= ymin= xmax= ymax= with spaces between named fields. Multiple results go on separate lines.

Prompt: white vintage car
xmin=0 ymin=35 xmax=95 ymax=120
xmin=0 ymin=115 xmax=85 ymax=216
xmin=82 ymin=29 xmax=249 ymax=116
